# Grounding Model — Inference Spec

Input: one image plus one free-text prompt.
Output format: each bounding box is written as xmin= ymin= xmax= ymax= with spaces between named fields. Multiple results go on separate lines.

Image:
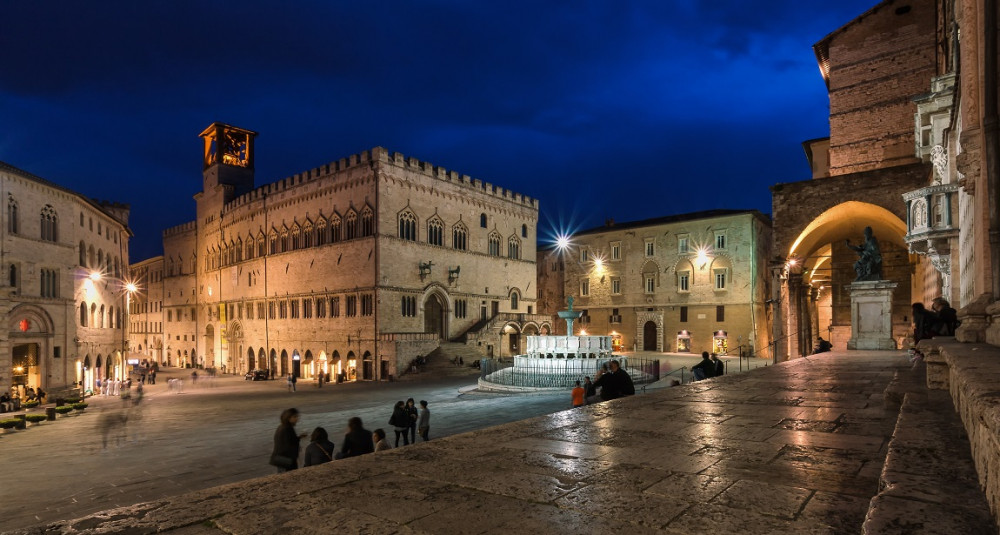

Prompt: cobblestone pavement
xmin=0 ymin=369 xmax=570 ymax=531
xmin=7 ymin=350 xmax=944 ymax=534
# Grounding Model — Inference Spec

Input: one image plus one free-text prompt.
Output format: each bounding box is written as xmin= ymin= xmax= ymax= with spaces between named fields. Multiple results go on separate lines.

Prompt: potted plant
xmin=54 ymin=406 xmax=74 ymax=416
xmin=24 ymin=414 xmax=48 ymax=425
xmin=65 ymin=397 xmax=82 ymax=404
xmin=23 ymin=400 xmax=39 ymax=409
xmin=0 ymin=419 xmax=19 ymax=433
xmin=72 ymin=402 xmax=88 ymax=412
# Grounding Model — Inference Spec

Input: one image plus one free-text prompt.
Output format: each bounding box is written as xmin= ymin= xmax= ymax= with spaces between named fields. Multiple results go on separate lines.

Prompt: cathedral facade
xmin=144 ymin=124 xmax=540 ymax=380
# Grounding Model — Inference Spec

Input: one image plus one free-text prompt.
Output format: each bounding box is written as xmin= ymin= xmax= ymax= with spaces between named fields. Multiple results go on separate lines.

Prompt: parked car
xmin=245 ymin=370 xmax=268 ymax=381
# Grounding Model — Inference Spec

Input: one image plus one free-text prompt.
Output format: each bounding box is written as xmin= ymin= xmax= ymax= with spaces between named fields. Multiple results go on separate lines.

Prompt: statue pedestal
xmin=847 ymin=281 xmax=898 ymax=350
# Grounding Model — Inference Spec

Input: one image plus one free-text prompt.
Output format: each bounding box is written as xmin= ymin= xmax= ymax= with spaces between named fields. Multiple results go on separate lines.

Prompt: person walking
xmin=270 ymin=408 xmax=306 ymax=473
xmin=389 ymin=401 xmax=410 ymax=447
xmin=405 ymin=398 xmax=418 ymax=444
xmin=303 ymin=427 xmax=335 ymax=467
xmin=373 ymin=428 xmax=392 ymax=452
xmin=338 ymin=417 xmax=374 ymax=458
xmin=417 ymin=400 xmax=430 ymax=441
xmin=571 ymin=380 xmax=586 ymax=408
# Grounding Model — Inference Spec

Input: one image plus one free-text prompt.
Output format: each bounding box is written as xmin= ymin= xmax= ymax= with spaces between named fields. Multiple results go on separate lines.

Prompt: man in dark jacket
xmin=592 ymin=360 xmax=635 ymax=401
xmin=692 ymin=351 xmax=715 ymax=381
xmin=710 ymin=353 xmax=725 ymax=377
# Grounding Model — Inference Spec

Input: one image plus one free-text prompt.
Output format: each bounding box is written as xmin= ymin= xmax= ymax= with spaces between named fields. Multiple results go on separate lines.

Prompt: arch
xmin=344 ymin=210 xmax=358 ymax=239
xmin=508 ymin=287 xmax=521 ymax=311
xmin=259 ymin=348 xmax=267 ymax=371
xmin=522 ymin=322 xmax=540 ymax=336
xmin=480 ymin=213 xmax=487 ymax=228
xmin=280 ymin=349 xmax=289 ymax=376
xmin=508 ymin=235 xmax=521 ymax=259
xmin=398 ymin=209 xmax=418 ymax=241
xmin=452 ymin=222 xmax=468 ymax=250
xmin=421 ymin=284 xmax=451 ymax=340
xmin=787 ymin=201 xmax=907 ymax=260
xmin=79 ymin=241 xmax=87 ymax=266
xmin=8 ymin=303 xmax=56 ymax=334
xmin=361 ymin=350 xmax=373 ymax=380
xmin=427 ymin=215 xmax=444 ymax=246
xmin=360 ymin=205 xmax=374 ymax=236
xmin=487 ymin=231 xmax=502 ymax=256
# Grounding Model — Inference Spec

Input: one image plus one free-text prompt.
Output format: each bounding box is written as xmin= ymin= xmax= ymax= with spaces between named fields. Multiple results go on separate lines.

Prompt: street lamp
xmin=89 ymin=270 xmax=139 ymax=382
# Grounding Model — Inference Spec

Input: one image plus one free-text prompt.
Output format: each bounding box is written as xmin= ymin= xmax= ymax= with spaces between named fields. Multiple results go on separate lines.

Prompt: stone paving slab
xmin=10 ymin=350 xmax=993 ymax=535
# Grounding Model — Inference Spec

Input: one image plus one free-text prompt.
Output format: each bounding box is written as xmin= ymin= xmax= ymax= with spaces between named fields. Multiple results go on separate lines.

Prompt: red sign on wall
xmin=18 ymin=319 xmax=30 ymax=332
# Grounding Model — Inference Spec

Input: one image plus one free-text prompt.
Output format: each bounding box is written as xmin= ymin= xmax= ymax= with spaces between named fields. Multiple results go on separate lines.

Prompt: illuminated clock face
xmin=18 ymin=319 xmax=30 ymax=332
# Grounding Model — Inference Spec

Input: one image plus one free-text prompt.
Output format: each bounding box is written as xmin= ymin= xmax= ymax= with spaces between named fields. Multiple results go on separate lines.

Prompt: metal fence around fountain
xmin=479 ymin=357 xmax=660 ymax=390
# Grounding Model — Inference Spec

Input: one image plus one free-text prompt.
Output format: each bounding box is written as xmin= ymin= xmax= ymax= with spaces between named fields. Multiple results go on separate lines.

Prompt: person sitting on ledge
xmin=692 ymin=351 xmax=715 ymax=381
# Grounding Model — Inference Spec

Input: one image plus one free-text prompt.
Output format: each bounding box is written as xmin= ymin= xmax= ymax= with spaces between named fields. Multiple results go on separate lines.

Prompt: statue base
xmin=846 ymin=280 xmax=898 ymax=350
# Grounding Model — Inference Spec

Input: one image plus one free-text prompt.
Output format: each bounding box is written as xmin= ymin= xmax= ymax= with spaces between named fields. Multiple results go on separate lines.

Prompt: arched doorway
xmin=423 ymin=291 xmax=447 ymax=339
xmin=303 ymin=350 xmax=313 ymax=379
xmin=346 ymin=351 xmax=357 ymax=381
xmin=643 ymin=321 xmax=657 ymax=351
xmin=280 ymin=350 xmax=288 ymax=376
xmin=83 ymin=355 xmax=92 ymax=393
xmin=269 ymin=349 xmax=277 ymax=377
xmin=204 ymin=325 xmax=215 ymax=369
xmin=362 ymin=351 xmax=373 ymax=380
xmin=247 ymin=348 xmax=256 ymax=371
xmin=291 ymin=350 xmax=301 ymax=378
xmin=331 ymin=350 xmax=342 ymax=382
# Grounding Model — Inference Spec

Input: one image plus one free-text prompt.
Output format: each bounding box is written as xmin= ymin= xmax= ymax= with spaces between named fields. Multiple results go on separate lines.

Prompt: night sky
xmin=1 ymin=1 xmax=877 ymax=262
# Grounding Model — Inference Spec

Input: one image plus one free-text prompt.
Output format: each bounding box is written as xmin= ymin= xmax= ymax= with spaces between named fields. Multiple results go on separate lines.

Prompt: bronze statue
xmin=846 ymin=226 xmax=883 ymax=281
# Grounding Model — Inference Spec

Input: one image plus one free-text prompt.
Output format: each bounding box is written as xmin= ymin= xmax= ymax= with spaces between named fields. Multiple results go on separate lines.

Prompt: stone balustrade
xmin=525 ymin=335 xmax=611 ymax=358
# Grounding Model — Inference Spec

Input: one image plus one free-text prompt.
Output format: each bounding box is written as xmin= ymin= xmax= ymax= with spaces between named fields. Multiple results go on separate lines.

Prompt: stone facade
xmin=144 ymin=124 xmax=538 ymax=380
xmin=0 ymin=161 xmax=131 ymax=398
xmin=537 ymin=210 xmax=772 ymax=357
xmin=127 ymin=256 xmax=164 ymax=366
xmin=771 ymin=0 xmax=938 ymax=359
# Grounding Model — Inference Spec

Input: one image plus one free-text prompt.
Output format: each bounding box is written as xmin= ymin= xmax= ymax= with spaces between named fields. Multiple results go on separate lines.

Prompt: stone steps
xmin=398 ymin=342 xmax=481 ymax=380
xmin=863 ymin=366 xmax=997 ymax=534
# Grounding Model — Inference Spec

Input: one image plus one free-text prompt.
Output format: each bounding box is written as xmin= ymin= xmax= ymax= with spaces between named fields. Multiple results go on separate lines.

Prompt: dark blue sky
xmin=1 ymin=1 xmax=877 ymax=261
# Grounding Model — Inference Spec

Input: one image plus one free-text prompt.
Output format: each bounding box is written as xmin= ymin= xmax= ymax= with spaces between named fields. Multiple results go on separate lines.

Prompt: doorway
xmin=643 ymin=321 xmax=657 ymax=351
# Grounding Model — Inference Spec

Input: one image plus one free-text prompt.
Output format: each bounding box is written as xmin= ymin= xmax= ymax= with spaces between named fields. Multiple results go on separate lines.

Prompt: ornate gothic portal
xmin=635 ymin=312 xmax=663 ymax=352
xmin=423 ymin=293 xmax=447 ymax=340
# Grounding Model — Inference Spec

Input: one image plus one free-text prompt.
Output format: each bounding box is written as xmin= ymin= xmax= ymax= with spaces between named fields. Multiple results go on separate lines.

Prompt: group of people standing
xmin=269 ymin=400 xmax=432 ymax=473
xmin=388 ymin=398 xmax=430 ymax=446
xmin=911 ymin=297 xmax=961 ymax=362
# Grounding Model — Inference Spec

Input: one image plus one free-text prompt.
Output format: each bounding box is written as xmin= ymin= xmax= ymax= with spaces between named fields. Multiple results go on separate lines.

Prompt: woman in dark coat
xmin=338 ymin=416 xmax=374 ymax=458
xmin=405 ymin=398 xmax=418 ymax=444
xmin=270 ymin=408 xmax=306 ymax=473
xmin=303 ymin=427 xmax=335 ymax=467
xmin=390 ymin=401 xmax=410 ymax=447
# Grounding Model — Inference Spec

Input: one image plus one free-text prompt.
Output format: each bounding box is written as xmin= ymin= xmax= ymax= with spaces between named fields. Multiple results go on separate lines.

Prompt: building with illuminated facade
xmin=538 ymin=210 xmax=772 ymax=356
xmin=127 ymin=256 xmax=164 ymax=366
xmin=146 ymin=123 xmax=540 ymax=380
xmin=0 ymin=161 xmax=131 ymax=398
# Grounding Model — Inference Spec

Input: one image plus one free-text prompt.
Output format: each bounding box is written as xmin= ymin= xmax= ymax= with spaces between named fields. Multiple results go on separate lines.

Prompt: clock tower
xmin=199 ymin=123 xmax=257 ymax=203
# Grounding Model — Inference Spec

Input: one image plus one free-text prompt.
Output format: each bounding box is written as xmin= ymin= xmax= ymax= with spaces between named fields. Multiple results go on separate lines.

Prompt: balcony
xmin=902 ymin=183 xmax=960 ymax=277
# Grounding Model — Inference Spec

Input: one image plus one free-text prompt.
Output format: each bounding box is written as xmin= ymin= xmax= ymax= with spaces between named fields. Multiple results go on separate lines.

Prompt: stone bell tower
xmin=199 ymin=122 xmax=257 ymax=203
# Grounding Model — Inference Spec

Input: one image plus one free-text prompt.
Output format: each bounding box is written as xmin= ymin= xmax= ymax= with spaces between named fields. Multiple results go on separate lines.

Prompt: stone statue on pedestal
xmin=846 ymin=226 xmax=883 ymax=281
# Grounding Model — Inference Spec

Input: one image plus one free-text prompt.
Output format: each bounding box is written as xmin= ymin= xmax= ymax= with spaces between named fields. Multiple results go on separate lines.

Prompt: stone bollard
xmin=46 ymin=407 xmax=57 ymax=421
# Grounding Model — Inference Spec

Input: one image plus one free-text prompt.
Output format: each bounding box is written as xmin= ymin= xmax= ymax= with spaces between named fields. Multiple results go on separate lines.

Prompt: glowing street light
xmin=555 ymin=234 xmax=571 ymax=250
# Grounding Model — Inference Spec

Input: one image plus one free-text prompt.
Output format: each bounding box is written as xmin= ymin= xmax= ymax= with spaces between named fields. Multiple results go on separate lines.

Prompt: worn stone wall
xmin=0 ymin=164 xmax=130 ymax=395
xmin=820 ymin=0 xmax=937 ymax=176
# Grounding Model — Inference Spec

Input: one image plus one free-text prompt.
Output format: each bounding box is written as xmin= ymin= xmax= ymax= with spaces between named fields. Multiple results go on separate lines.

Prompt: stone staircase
xmin=862 ymin=359 xmax=997 ymax=534
xmin=398 ymin=342 xmax=482 ymax=380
